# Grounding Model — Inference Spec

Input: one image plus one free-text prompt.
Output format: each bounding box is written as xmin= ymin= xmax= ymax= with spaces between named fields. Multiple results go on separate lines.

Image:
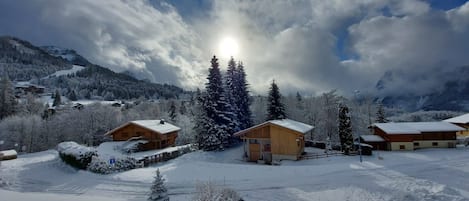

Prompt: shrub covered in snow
xmin=57 ymin=141 xmax=96 ymax=169
xmin=193 ymin=181 xmax=243 ymax=201
xmin=87 ymin=156 xmax=137 ymax=174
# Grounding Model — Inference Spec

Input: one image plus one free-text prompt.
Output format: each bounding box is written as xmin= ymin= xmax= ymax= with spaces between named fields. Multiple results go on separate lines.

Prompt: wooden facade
xmin=105 ymin=120 xmax=179 ymax=151
xmin=235 ymin=119 xmax=312 ymax=163
xmin=371 ymin=122 xmax=461 ymax=151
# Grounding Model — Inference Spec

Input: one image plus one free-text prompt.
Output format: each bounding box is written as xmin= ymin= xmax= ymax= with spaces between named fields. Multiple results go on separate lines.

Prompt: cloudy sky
xmin=1 ymin=0 xmax=468 ymax=96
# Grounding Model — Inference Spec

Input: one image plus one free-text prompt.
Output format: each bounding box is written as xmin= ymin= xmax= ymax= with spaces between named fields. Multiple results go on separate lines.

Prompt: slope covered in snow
xmin=42 ymin=65 xmax=85 ymax=79
xmin=1 ymin=146 xmax=469 ymax=201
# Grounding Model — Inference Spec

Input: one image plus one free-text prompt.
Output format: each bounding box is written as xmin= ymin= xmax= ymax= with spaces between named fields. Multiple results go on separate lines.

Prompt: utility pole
xmin=354 ymin=90 xmax=363 ymax=163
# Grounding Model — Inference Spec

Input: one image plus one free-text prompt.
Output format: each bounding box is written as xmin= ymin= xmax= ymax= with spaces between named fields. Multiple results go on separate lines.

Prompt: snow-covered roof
xmin=131 ymin=120 xmax=180 ymax=134
xmin=269 ymin=119 xmax=314 ymax=133
xmin=105 ymin=120 xmax=180 ymax=136
xmin=373 ymin=122 xmax=465 ymax=134
xmin=444 ymin=113 xmax=469 ymax=124
xmin=360 ymin=135 xmax=385 ymax=142
xmin=234 ymin=119 xmax=314 ymax=136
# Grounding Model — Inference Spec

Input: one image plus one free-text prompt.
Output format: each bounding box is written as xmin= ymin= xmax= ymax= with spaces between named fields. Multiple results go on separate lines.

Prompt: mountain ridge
xmin=0 ymin=36 xmax=185 ymax=100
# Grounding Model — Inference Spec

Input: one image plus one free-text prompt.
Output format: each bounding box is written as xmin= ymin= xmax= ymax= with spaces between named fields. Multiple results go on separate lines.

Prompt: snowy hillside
xmin=2 ymin=146 xmax=469 ymax=201
xmin=42 ymin=65 xmax=85 ymax=79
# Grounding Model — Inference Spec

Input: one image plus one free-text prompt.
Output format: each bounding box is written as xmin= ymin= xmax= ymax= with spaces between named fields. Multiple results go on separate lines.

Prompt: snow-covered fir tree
xmin=201 ymin=56 xmax=237 ymax=150
xmin=266 ymin=80 xmax=286 ymax=120
xmin=179 ymin=101 xmax=186 ymax=115
xmin=168 ymin=100 xmax=177 ymax=121
xmin=375 ymin=103 xmax=388 ymax=123
xmin=68 ymin=89 xmax=78 ymax=101
xmin=0 ymin=75 xmax=17 ymax=119
xmin=223 ymin=57 xmax=240 ymax=135
xmin=338 ymin=103 xmax=353 ymax=155
xmin=193 ymin=89 xmax=219 ymax=150
xmin=234 ymin=61 xmax=253 ymax=130
xmin=148 ymin=169 xmax=169 ymax=201
xmin=52 ymin=89 xmax=61 ymax=107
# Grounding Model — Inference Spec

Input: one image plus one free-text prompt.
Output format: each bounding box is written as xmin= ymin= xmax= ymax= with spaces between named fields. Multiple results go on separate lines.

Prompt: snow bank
xmin=57 ymin=141 xmax=96 ymax=169
xmin=0 ymin=150 xmax=17 ymax=157
xmin=57 ymin=141 xmax=95 ymax=159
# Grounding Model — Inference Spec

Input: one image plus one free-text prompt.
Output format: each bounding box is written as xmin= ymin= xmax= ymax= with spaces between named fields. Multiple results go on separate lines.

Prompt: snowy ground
xmin=1 ymin=146 xmax=469 ymax=201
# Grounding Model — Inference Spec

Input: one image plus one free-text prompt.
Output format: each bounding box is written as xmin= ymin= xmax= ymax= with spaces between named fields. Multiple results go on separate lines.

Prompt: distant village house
xmin=234 ymin=119 xmax=314 ymax=163
xmin=14 ymin=82 xmax=45 ymax=97
xmin=366 ymin=122 xmax=464 ymax=151
xmin=104 ymin=120 xmax=180 ymax=151
xmin=444 ymin=113 xmax=469 ymax=136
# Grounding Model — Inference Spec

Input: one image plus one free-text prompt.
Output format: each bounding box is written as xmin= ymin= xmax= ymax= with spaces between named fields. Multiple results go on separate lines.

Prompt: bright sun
xmin=218 ymin=37 xmax=239 ymax=58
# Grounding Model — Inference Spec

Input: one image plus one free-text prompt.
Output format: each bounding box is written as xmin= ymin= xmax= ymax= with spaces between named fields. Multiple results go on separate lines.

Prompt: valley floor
xmin=1 ymin=146 xmax=469 ymax=201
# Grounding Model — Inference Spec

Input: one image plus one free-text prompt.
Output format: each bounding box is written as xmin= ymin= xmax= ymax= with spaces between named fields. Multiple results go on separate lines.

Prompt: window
xmin=122 ymin=132 xmax=129 ymax=138
xmin=432 ymin=142 xmax=438 ymax=146
xmin=399 ymin=145 xmax=405 ymax=150
xmin=249 ymin=139 xmax=259 ymax=144
xmin=162 ymin=140 xmax=167 ymax=146
xmin=413 ymin=142 xmax=420 ymax=146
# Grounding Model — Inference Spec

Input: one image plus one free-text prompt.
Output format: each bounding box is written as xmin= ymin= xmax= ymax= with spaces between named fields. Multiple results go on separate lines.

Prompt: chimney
xmin=160 ymin=119 xmax=165 ymax=124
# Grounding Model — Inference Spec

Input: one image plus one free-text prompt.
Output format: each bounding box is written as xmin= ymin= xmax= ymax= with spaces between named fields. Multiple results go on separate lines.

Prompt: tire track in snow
xmin=352 ymin=162 xmax=468 ymax=201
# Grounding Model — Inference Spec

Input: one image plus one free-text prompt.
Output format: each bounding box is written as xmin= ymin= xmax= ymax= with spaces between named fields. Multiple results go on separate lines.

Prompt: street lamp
xmin=354 ymin=90 xmax=363 ymax=163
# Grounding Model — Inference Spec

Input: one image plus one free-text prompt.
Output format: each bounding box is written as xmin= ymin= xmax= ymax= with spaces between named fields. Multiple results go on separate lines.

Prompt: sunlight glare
xmin=218 ymin=37 xmax=239 ymax=58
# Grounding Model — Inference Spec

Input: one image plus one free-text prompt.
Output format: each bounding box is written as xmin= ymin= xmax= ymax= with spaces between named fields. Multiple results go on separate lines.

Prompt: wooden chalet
xmin=104 ymin=120 xmax=180 ymax=151
xmin=370 ymin=122 xmax=464 ymax=151
xmin=444 ymin=113 xmax=469 ymax=136
xmin=234 ymin=119 xmax=314 ymax=163
xmin=14 ymin=82 xmax=45 ymax=96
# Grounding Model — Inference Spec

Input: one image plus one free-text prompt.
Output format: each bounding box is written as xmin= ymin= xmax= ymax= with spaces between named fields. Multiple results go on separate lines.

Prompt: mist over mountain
xmin=376 ymin=65 xmax=469 ymax=111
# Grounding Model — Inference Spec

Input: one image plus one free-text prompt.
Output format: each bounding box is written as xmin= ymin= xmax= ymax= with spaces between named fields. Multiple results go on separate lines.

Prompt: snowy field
xmin=1 ymin=146 xmax=469 ymax=201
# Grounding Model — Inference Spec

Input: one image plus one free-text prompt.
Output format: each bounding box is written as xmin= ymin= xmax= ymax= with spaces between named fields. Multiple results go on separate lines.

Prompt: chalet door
xmin=249 ymin=143 xmax=261 ymax=162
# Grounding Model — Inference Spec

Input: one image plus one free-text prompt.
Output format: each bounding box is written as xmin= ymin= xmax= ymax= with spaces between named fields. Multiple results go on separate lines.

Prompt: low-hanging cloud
xmin=1 ymin=0 xmax=469 ymax=96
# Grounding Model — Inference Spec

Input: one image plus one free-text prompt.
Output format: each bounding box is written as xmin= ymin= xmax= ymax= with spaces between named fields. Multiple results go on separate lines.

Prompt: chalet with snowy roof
xmin=14 ymin=82 xmax=45 ymax=97
xmin=105 ymin=119 xmax=180 ymax=151
xmin=234 ymin=119 xmax=314 ymax=163
xmin=370 ymin=122 xmax=464 ymax=151
xmin=444 ymin=113 xmax=469 ymax=136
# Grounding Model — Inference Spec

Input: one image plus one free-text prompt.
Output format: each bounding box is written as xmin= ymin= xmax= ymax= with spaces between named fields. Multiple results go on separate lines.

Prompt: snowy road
xmin=1 ymin=147 xmax=469 ymax=201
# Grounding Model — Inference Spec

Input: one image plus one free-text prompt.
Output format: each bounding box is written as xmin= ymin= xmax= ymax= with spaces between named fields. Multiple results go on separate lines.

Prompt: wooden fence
xmin=300 ymin=151 xmax=344 ymax=160
xmin=138 ymin=144 xmax=196 ymax=167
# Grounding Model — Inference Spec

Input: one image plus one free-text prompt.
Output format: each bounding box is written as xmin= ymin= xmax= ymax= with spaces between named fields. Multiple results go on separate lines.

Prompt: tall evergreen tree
xmin=224 ymin=57 xmax=240 ymax=133
xmin=235 ymin=61 xmax=253 ymax=130
xmin=148 ymin=169 xmax=169 ymax=201
xmin=375 ymin=103 xmax=388 ymax=123
xmin=168 ymin=100 xmax=177 ymax=121
xmin=194 ymin=89 xmax=220 ymax=150
xmin=68 ymin=90 xmax=78 ymax=101
xmin=338 ymin=103 xmax=353 ymax=155
xmin=179 ymin=101 xmax=186 ymax=115
xmin=266 ymin=80 xmax=286 ymax=120
xmin=203 ymin=56 xmax=236 ymax=149
xmin=0 ymin=75 xmax=17 ymax=119
xmin=52 ymin=89 xmax=61 ymax=107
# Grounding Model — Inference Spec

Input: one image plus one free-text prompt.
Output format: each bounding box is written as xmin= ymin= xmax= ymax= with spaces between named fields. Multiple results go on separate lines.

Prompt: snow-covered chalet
xmin=234 ymin=119 xmax=314 ymax=163
xmin=444 ymin=113 xmax=469 ymax=136
xmin=368 ymin=122 xmax=464 ymax=151
xmin=104 ymin=119 xmax=180 ymax=151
